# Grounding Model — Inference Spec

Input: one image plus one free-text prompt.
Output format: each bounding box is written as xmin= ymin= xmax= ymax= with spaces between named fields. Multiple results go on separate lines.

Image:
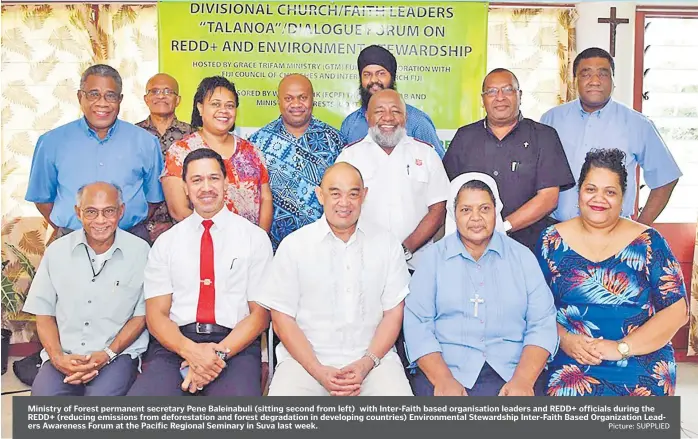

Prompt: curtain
xmin=487 ymin=7 xmax=579 ymax=121
xmin=1 ymin=4 xmax=158 ymax=342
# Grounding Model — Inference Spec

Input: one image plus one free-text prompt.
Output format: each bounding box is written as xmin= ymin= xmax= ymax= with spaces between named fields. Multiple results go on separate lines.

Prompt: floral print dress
xmin=536 ymin=226 xmax=686 ymax=396
xmin=162 ymin=131 xmax=269 ymax=225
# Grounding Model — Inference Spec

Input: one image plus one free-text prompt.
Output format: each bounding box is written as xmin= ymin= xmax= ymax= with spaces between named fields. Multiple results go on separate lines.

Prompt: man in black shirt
xmin=442 ymin=68 xmax=574 ymax=251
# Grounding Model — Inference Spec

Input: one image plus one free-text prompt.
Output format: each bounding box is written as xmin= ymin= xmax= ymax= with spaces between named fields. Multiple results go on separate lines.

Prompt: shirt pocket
xmin=407 ymin=160 xmax=430 ymax=195
xmin=103 ymin=283 xmax=142 ymax=326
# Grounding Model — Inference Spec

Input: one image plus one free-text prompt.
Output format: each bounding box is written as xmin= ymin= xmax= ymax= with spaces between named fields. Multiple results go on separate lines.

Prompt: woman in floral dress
xmin=536 ymin=148 xmax=687 ymax=396
xmin=161 ymin=76 xmax=272 ymax=231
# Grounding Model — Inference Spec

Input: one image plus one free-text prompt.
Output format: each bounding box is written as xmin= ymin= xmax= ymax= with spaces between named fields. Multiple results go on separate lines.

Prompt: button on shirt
xmin=25 ymin=118 xmax=165 ymax=230
xmin=256 ymin=216 xmax=410 ymax=368
xmin=340 ymin=105 xmax=446 ymax=158
xmin=442 ymin=116 xmax=575 ymax=251
xmin=403 ymin=231 xmax=557 ymax=389
xmin=336 ymin=135 xmax=450 ymax=270
xmin=249 ymin=116 xmax=345 ymax=250
xmin=22 ymin=229 xmax=151 ymax=363
xmin=540 ymin=99 xmax=682 ymax=221
xmin=144 ymin=208 xmax=273 ymax=329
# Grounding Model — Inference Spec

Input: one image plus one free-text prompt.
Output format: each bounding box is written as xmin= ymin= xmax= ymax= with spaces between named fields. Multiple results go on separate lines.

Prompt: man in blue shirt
xmin=250 ymin=74 xmax=345 ymax=250
xmin=25 ymin=64 xmax=164 ymax=243
xmin=541 ymin=47 xmax=681 ymax=224
xmin=340 ymin=45 xmax=445 ymax=158
xmin=404 ymin=178 xmax=556 ymax=396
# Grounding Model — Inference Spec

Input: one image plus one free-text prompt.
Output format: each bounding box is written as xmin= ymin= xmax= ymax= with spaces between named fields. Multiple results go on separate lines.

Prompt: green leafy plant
xmin=1 ymin=243 xmax=36 ymax=325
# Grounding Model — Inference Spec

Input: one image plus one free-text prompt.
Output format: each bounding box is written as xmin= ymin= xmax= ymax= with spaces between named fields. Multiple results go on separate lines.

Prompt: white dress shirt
xmin=144 ymin=208 xmax=273 ymax=329
xmin=336 ymin=135 xmax=450 ymax=269
xmin=256 ymin=216 xmax=410 ymax=368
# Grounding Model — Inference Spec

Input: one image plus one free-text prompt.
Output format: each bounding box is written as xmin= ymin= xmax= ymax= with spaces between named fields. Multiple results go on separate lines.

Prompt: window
xmin=635 ymin=12 xmax=698 ymax=223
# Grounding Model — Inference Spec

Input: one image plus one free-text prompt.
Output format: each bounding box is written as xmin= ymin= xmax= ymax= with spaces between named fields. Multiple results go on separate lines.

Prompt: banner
xmin=158 ymin=1 xmax=488 ymax=140
xmin=14 ymin=397 xmax=680 ymax=439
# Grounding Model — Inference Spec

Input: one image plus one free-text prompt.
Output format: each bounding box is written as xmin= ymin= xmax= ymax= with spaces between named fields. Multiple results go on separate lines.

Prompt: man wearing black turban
xmin=340 ymin=45 xmax=445 ymax=158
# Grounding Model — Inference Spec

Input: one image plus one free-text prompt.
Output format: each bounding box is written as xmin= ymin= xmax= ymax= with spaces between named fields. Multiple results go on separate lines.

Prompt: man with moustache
xmin=336 ymin=89 xmax=449 ymax=272
xmin=541 ymin=47 xmax=681 ymax=224
xmin=23 ymin=182 xmax=150 ymax=396
xmin=26 ymin=64 xmax=164 ymax=243
xmin=128 ymin=148 xmax=273 ymax=396
xmin=258 ymin=162 xmax=413 ymax=396
xmin=341 ymin=45 xmax=445 ymax=158
xmin=442 ymin=68 xmax=575 ymax=252
xmin=137 ymin=73 xmax=194 ymax=243
xmin=249 ymin=74 xmax=345 ymax=250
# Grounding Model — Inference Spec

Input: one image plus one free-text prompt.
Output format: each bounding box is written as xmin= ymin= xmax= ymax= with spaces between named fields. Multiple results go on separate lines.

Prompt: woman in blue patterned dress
xmin=536 ymin=149 xmax=688 ymax=396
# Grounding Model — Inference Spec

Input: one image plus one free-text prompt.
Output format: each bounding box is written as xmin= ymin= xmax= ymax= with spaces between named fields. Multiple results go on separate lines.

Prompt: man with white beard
xmin=336 ymin=89 xmax=449 ymax=273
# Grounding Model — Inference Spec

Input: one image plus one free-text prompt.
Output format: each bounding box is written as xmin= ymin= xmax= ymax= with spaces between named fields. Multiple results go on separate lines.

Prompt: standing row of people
xmin=22 ymin=45 xmax=687 ymax=397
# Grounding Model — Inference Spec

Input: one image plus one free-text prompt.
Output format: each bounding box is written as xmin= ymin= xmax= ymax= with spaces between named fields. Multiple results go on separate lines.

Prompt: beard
xmin=359 ymin=80 xmax=396 ymax=108
xmin=369 ymin=125 xmax=406 ymax=149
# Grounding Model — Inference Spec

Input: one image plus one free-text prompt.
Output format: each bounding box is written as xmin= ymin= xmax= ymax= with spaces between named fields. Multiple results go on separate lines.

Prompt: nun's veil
xmin=445 ymin=172 xmax=505 ymax=237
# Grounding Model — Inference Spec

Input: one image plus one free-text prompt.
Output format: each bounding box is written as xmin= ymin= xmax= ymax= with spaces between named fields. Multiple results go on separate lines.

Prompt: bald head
xmin=320 ymin=162 xmax=364 ymax=189
xmin=146 ymin=73 xmax=179 ymax=93
xmin=367 ymin=89 xmax=406 ymax=116
xmin=144 ymin=73 xmax=181 ymax=117
xmin=76 ymin=181 xmax=122 ymax=207
xmin=278 ymin=74 xmax=313 ymax=135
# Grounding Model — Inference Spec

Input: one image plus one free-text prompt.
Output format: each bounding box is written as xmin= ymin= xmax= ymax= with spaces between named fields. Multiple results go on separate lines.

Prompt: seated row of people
xmin=25 ymin=147 xmax=687 ymax=397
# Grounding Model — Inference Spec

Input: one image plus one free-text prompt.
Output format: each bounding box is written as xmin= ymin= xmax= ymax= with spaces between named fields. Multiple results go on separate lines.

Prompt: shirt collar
xmin=482 ymin=112 xmax=524 ymax=132
xmin=189 ymin=207 xmax=232 ymax=232
xmin=79 ymin=117 xmax=119 ymax=142
xmin=314 ymin=215 xmax=373 ymax=245
xmin=69 ymin=228 xmax=125 ymax=257
xmin=140 ymin=115 xmax=188 ymax=132
xmin=576 ymin=97 xmax=613 ymax=119
xmin=443 ymin=230 xmax=504 ymax=261
xmin=274 ymin=116 xmax=323 ymax=138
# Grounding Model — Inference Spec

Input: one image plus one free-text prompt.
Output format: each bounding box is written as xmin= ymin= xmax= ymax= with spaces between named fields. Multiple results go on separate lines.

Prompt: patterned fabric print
xmin=162 ymin=131 xmax=269 ymax=225
xmin=137 ymin=117 xmax=194 ymax=155
xmin=137 ymin=117 xmax=195 ymax=226
xmin=249 ymin=117 xmax=344 ymax=250
xmin=536 ymin=226 xmax=687 ymax=396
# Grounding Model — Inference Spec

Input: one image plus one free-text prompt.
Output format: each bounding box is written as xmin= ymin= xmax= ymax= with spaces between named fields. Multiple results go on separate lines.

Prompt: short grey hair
xmin=75 ymin=182 xmax=123 ymax=207
xmin=80 ymin=64 xmax=123 ymax=95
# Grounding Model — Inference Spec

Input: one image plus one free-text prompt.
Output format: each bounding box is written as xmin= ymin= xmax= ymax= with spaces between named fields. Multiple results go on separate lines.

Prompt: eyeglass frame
xmin=78 ymin=89 xmax=122 ymax=103
xmin=577 ymin=68 xmax=613 ymax=81
xmin=146 ymin=88 xmax=179 ymax=97
xmin=80 ymin=206 xmax=121 ymax=220
xmin=481 ymin=86 xmax=521 ymax=98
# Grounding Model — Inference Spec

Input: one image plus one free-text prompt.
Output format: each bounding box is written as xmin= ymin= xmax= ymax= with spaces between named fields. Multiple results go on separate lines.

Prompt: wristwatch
xmin=617 ymin=341 xmax=631 ymax=360
xmin=402 ymin=244 xmax=413 ymax=261
xmin=104 ymin=347 xmax=117 ymax=364
xmin=503 ymin=220 xmax=513 ymax=235
xmin=364 ymin=351 xmax=380 ymax=369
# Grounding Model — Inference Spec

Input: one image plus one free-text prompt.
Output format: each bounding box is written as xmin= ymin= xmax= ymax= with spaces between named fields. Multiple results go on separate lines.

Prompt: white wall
xmin=575 ymin=2 xmax=636 ymax=107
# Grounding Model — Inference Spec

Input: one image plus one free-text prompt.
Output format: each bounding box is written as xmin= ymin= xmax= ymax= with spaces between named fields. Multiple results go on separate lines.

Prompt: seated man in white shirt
xmin=257 ymin=162 xmax=413 ymax=396
xmin=127 ymin=148 xmax=273 ymax=396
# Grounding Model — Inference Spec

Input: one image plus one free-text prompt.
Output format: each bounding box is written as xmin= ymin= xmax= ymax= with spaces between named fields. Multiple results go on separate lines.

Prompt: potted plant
xmin=1 ymin=244 xmax=36 ymax=375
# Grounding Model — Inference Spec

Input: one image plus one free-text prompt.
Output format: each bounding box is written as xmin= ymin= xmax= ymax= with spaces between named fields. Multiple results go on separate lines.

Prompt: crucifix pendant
xmin=470 ymin=294 xmax=485 ymax=318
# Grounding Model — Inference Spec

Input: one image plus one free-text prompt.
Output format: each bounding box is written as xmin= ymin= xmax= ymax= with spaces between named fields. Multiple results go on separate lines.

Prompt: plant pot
xmin=1 ymin=328 xmax=11 ymax=375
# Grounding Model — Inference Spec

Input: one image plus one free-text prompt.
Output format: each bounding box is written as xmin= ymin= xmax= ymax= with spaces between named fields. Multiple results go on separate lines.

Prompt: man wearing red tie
xmin=127 ymin=148 xmax=273 ymax=396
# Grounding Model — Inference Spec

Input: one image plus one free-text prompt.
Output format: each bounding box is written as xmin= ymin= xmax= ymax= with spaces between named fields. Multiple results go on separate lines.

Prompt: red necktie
xmin=196 ymin=219 xmax=216 ymax=324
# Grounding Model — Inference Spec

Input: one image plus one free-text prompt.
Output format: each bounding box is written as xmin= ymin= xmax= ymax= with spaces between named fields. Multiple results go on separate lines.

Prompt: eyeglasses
xmin=481 ymin=86 xmax=519 ymax=97
xmin=79 ymin=90 xmax=121 ymax=103
xmin=147 ymin=88 xmax=178 ymax=97
xmin=82 ymin=207 xmax=119 ymax=220
xmin=578 ymin=70 xmax=612 ymax=80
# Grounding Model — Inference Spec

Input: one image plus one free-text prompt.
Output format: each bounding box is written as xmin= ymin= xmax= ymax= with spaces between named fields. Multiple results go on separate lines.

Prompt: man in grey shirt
xmin=23 ymin=181 xmax=150 ymax=396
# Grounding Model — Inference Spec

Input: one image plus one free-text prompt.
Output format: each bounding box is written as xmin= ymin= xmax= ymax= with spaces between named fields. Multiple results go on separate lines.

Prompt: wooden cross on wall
xmin=598 ymin=7 xmax=629 ymax=57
